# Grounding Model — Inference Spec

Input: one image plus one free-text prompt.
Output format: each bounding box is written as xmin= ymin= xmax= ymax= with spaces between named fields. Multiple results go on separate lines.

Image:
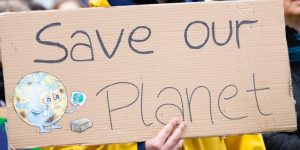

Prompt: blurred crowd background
xmin=0 ymin=0 xmax=89 ymax=12
xmin=0 ymin=0 xmax=226 ymax=13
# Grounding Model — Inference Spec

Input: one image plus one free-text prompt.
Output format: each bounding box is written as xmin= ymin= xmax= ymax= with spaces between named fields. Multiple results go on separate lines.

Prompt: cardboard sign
xmin=0 ymin=0 xmax=297 ymax=148
xmin=0 ymin=108 xmax=6 ymax=118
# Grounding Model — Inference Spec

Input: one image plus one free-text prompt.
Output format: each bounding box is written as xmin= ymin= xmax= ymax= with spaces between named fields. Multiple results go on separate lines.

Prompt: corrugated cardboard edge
xmin=286 ymin=77 xmax=297 ymax=132
xmin=0 ymin=13 xmax=12 ymax=150
xmin=0 ymin=108 xmax=6 ymax=118
xmin=271 ymin=0 xmax=298 ymax=134
xmin=0 ymin=13 xmax=7 ymax=119
xmin=0 ymin=13 xmax=3 ymax=68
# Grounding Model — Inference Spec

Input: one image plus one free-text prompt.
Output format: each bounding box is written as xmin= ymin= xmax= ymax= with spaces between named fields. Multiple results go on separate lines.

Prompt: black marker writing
xmin=70 ymin=30 xmax=94 ymax=61
xmin=246 ymin=73 xmax=272 ymax=116
xmin=212 ymin=20 xmax=233 ymax=46
xmin=96 ymin=29 xmax=124 ymax=59
xmin=155 ymin=87 xmax=184 ymax=125
xmin=236 ymin=20 xmax=258 ymax=48
xmin=141 ymin=84 xmax=153 ymax=126
xmin=218 ymin=85 xmax=248 ymax=120
xmin=35 ymin=22 xmax=68 ymax=63
xmin=186 ymin=86 xmax=213 ymax=124
xmin=184 ymin=20 xmax=258 ymax=49
xmin=184 ymin=21 xmax=210 ymax=49
xmin=96 ymin=82 xmax=139 ymax=130
xmin=128 ymin=26 xmax=154 ymax=54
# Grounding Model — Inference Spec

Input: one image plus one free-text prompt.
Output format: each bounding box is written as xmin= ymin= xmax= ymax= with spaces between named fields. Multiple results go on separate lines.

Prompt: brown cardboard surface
xmin=0 ymin=108 xmax=6 ymax=118
xmin=0 ymin=0 xmax=296 ymax=148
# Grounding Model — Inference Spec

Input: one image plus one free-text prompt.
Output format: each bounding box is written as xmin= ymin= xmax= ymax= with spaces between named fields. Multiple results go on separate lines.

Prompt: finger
xmin=171 ymin=140 xmax=184 ymax=150
xmin=164 ymin=122 xmax=186 ymax=149
xmin=9 ymin=144 xmax=16 ymax=150
xmin=155 ymin=117 xmax=179 ymax=143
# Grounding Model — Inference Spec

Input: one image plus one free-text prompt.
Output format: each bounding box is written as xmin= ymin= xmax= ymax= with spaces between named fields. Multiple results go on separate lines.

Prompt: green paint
xmin=0 ymin=118 xmax=7 ymax=125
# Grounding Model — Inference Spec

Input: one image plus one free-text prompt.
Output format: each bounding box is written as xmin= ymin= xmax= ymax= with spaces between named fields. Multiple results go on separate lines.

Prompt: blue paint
xmin=0 ymin=118 xmax=8 ymax=150
xmin=184 ymin=0 xmax=204 ymax=2
xmin=108 ymin=0 xmax=136 ymax=6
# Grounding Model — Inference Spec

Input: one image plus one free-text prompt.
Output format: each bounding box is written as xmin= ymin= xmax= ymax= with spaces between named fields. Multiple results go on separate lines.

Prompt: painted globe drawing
xmin=13 ymin=72 xmax=68 ymax=133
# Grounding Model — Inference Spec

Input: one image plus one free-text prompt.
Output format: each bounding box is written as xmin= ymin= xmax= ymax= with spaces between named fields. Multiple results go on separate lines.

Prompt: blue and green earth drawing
xmin=13 ymin=72 xmax=68 ymax=133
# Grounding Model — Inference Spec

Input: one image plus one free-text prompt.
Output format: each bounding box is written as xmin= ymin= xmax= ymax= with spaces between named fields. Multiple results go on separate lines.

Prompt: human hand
xmin=145 ymin=117 xmax=186 ymax=150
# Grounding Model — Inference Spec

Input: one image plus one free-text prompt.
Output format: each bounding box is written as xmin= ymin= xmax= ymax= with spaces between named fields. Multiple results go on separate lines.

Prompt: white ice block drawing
xmin=70 ymin=117 xmax=93 ymax=133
